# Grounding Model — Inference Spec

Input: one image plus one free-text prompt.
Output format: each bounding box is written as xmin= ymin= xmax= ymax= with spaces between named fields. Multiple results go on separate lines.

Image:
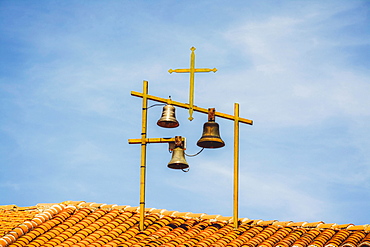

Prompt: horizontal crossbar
xmin=131 ymin=91 xmax=253 ymax=125
xmin=128 ymin=137 xmax=183 ymax=144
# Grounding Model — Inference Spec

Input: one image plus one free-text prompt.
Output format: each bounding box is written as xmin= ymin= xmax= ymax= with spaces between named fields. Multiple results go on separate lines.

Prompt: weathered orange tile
xmin=1 ymin=202 xmax=370 ymax=247
xmin=287 ymin=222 xmax=307 ymax=227
xmin=275 ymin=228 xmax=306 ymax=247
xmin=291 ymin=229 xmax=321 ymax=246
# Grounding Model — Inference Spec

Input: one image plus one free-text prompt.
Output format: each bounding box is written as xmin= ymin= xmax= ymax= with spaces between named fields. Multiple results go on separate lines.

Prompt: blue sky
xmin=1 ymin=1 xmax=369 ymax=225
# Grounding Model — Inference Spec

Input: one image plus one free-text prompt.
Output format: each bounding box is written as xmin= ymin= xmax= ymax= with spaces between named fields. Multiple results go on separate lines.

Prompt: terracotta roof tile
xmin=287 ymin=222 xmax=308 ymax=228
xmin=1 ymin=202 xmax=369 ymax=247
xmin=0 ymin=207 xmax=39 ymax=237
xmin=258 ymin=220 xmax=278 ymax=227
xmin=122 ymin=207 xmax=139 ymax=213
xmin=308 ymin=228 xmax=336 ymax=246
xmin=317 ymin=224 xmax=337 ymax=230
xmin=275 ymin=228 xmax=306 ymax=247
xmin=200 ymin=215 xmax=223 ymax=222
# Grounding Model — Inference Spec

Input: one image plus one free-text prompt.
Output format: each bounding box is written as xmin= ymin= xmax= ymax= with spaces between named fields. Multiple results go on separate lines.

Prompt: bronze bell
xmin=157 ymin=104 xmax=179 ymax=128
xmin=168 ymin=147 xmax=189 ymax=170
xmin=168 ymin=136 xmax=189 ymax=170
xmin=197 ymin=108 xmax=225 ymax=148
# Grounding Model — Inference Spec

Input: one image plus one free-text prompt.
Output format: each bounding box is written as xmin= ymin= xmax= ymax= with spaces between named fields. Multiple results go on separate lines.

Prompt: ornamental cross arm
xmin=168 ymin=47 xmax=217 ymax=121
xmin=168 ymin=68 xmax=217 ymax=73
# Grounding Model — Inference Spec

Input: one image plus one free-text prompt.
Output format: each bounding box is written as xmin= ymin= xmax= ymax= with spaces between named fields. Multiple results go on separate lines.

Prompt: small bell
xmin=197 ymin=108 xmax=225 ymax=148
xmin=168 ymin=136 xmax=189 ymax=170
xmin=168 ymin=147 xmax=189 ymax=170
xmin=157 ymin=104 xmax=179 ymax=128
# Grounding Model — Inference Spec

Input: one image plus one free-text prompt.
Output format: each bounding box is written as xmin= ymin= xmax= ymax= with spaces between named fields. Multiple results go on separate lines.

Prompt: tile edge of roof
xmin=57 ymin=201 xmax=370 ymax=230
xmin=2 ymin=201 xmax=370 ymax=233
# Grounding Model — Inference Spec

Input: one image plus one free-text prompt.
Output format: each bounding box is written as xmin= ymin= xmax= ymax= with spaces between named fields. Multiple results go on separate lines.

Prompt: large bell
xmin=197 ymin=108 xmax=225 ymax=149
xmin=157 ymin=104 xmax=179 ymax=128
xmin=168 ymin=147 xmax=189 ymax=170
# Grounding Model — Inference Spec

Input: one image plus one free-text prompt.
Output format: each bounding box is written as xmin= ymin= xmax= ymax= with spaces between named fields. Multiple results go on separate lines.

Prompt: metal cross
xmin=169 ymin=47 xmax=217 ymax=121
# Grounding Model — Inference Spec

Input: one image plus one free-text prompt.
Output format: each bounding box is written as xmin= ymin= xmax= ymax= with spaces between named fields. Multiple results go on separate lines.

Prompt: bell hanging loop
xmin=157 ymin=104 xmax=179 ymax=128
xmin=168 ymin=136 xmax=189 ymax=170
xmin=197 ymin=108 xmax=225 ymax=149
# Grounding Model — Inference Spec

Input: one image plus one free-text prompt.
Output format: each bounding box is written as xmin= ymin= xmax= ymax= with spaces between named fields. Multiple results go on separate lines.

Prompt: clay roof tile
xmin=273 ymin=221 xmax=293 ymax=227
xmin=122 ymin=207 xmax=139 ymax=213
xmin=161 ymin=211 xmax=179 ymax=216
xmin=200 ymin=214 xmax=222 ymax=221
xmin=257 ymin=220 xmax=278 ymax=226
xmin=287 ymin=222 xmax=308 ymax=227
xmin=1 ymin=202 xmax=370 ymax=247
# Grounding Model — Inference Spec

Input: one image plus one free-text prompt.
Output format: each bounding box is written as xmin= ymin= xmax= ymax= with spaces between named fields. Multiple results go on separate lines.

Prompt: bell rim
xmin=167 ymin=163 xmax=189 ymax=169
xmin=157 ymin=120 xmax=180 ymax=128
xmin=197 ymin=139 xmax=225 ymax=149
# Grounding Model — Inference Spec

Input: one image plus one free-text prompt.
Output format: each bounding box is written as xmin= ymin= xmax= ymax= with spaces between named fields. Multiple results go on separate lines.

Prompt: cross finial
xmin=169 ymin=47 xmax=217 ymax=121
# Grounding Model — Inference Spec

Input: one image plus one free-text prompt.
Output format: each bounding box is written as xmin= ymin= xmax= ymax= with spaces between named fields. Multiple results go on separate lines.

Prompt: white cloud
xmin=217 ymin=2 xmax=370 ymax=128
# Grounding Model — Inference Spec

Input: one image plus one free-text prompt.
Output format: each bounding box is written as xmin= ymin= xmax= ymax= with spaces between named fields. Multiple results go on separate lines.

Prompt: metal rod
xmin=130 ymin=91 xmax=253 ymax=125
xmin=169 ymin=68 xmax=217 ymax=73
xmin=128 ymin=137 xmax=185 ymax=144
xmin=139 ymin=80 xmax=148 ymax=231
xmin=188 ymin=47 xmax=195 ymax=121
xmin=233 ymin=103 xmax=240 ymax=229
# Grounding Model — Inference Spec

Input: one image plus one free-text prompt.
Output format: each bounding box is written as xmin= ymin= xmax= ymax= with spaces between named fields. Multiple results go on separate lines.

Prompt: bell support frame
xmin=129 ymin=79 xmax=253 ymax=230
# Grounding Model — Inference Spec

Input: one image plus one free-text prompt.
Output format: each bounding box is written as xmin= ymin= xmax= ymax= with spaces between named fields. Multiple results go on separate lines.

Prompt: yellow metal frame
xmin=129 ymin=79 xmax=253 ymax=230
xmin=139 ymin=81 xmax=148 ymax=231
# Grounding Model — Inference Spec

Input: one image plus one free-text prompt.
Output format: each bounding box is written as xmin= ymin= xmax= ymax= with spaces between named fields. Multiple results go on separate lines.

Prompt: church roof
xmin=1 ymin=201 xmax=369 ymax=247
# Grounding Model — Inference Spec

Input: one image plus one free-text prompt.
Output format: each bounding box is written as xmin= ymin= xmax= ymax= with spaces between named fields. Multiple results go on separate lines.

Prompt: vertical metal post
xmin=233 ymin=103 xmax=240 ymax=229
xmin=188 ymin=47 xmax=196 ymax=121
xmin=139 ymin=80 xmax=148 ymax=231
